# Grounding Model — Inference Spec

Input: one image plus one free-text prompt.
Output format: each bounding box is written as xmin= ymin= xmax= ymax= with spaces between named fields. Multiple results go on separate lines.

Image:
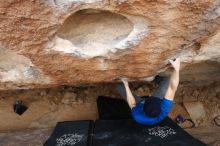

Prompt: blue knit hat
xmin=143 ymin=97 xmax=161 ymax=118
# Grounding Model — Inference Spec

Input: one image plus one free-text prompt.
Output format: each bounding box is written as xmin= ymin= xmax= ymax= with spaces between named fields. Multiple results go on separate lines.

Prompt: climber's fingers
xmin=169 ymin=58 xmax=180 ymax=71
xmin=121 ymin=78 xmax=128 ymax=85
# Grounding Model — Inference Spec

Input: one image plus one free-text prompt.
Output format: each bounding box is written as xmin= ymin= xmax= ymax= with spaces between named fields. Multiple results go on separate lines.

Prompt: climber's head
xmin=143 ymin=97 xmax=161 ymax=118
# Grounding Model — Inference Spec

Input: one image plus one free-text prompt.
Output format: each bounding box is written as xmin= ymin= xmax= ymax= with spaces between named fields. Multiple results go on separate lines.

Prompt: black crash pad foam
xmin=97 ymin=96 xmax=132 ymax=120
xmin=93 ymin=118 xmax=207 ymax=146
xmin=95 ymin=96 xmax=206 ymax=146
xmin=44 ymin=120 xmax=93 ymax=146
xmin=44 ymin=96 xmax=207 ymax=146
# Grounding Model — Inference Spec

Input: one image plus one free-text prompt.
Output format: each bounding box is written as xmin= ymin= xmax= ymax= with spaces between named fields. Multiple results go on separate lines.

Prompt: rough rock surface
xmin=0 ymin=0 xmax=220 ymax=90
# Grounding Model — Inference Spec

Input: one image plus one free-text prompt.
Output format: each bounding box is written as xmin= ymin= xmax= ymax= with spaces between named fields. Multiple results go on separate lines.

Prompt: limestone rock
xmin=40 ymin=90 xmax=47 ymax=96
xmin=184 ymin=102 xmax=206 ymax=125
xmin=214 ymin=115 xmax=220 ymax=126
xmin=136 ymin=87 xmax=145 ymax=96
xmin=183 ymin=95 xmax=198 ymax=103
xmin=61 ymin=91 xmax=77 ymax=104
xmin=182 ymin=90 xmax=199 ymax=102
xmin=0 ymin=0 xmax=220 ymax=89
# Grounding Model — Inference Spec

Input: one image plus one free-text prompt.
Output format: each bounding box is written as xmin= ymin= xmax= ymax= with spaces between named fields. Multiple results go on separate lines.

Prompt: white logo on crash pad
xmin=56 ymin=133 xmax=83 ymax=146
xmin=148 ymin=126 xmax=176 ymax=139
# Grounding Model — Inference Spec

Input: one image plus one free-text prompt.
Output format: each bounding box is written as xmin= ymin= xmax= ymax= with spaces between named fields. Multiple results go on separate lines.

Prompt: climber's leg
xmin=152 ymin=76 xmax=170 ymax=99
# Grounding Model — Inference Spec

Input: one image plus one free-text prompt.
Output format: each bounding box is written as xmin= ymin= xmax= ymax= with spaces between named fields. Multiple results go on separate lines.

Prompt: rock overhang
xmin=0 ymin=0 xmax=220 ymax=89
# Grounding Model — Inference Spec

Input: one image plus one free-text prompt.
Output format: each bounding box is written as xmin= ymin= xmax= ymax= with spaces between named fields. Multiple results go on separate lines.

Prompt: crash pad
xmin=44 ymin=120 xmax=93 ymax=146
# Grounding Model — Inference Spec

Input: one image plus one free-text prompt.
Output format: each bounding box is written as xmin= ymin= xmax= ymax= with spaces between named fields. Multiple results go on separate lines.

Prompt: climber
xmin=117 ymin=58 xmax=180 ymax=125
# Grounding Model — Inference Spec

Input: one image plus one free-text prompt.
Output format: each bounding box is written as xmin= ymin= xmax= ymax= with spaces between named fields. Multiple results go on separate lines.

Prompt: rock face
xmin=0 ymin=0 xmax=220 ymax=90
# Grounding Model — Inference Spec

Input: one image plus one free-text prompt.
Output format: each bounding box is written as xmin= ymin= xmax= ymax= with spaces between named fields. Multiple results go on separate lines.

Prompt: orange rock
xmin=0 ymin=0 xmax=220 ymax=90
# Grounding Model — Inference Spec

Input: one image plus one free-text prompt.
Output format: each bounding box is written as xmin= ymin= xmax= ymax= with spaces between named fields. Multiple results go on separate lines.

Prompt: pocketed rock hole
xmin=58 ymin=9 xmax=133 ymax=47
xmin=57 ymin=9 xmax=133 ymax=57
xmin=52 ymin=9 xmax=148 ymax=58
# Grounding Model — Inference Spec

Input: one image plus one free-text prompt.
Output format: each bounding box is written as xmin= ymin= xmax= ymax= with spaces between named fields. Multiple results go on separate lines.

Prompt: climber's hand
xmin=121 ymin=78 xmax=128 ymax=86
xmin=169 ymin=58 xmax=180 ymax=71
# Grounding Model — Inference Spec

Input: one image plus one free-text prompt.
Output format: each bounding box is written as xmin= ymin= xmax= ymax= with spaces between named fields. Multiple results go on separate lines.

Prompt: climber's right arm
xmin=121 ymin=79 xmax=136 ymax=109
xmin=164 ymin=58 xmax=180 ymax=101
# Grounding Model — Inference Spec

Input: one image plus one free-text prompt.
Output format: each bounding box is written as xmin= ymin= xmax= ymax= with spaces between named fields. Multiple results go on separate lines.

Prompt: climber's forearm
xmin=165 ymin=70 xmax=179 ymax=100
xmin=170 ymin=70 xmax=179 ymax=91
xmin=124 ymin=84 xmax=136 ymax=109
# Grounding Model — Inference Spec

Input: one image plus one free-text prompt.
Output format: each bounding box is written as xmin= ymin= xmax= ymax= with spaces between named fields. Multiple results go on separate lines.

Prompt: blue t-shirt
xmin=131 ymin=98 xmax=173 ymax=125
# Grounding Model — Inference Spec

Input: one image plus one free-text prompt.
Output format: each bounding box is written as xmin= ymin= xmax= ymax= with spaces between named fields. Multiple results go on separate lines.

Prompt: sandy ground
xmin=0 ymin=81 xmax=219 ymax=145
